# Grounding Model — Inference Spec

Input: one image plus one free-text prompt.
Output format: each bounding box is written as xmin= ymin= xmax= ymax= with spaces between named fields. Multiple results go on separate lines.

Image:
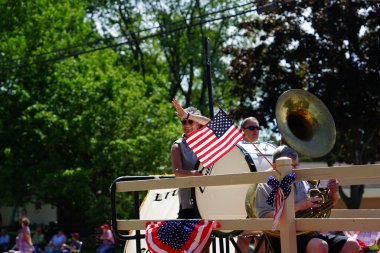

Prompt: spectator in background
xmin=45 ymin=229 xmax=66 ymax=253
xmin=0 ymin=228 xmax=10 ymax=252
xmin=32 ymin=225 xmax=46 ymax=253
xmin=11 ymin=217 xmax=34 ymax=253
xmin=96 ymin=224 xmax=114 ymax=253
xmin=46 ymin=222 xmax=58 ymax=244
xmin=62 ymin=233 xmax=80 ymax=253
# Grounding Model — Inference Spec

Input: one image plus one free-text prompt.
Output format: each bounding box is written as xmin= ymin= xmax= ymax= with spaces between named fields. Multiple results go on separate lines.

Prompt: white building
xmin=1 ymin=204 xmax=57 ymax=227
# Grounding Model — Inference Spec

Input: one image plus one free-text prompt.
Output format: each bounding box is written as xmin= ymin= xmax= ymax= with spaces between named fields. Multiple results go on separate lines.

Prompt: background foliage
xmin=0 ymin=0 xmax=378 ymax=233
xmin=223 ymin=1 xmax=379 ymax=208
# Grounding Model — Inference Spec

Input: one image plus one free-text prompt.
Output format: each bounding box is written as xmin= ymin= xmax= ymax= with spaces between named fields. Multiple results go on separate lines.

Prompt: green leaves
xmin=0 ymin=0 xmax=181 ymax=226
xmin=224 ymin=1 xmax=380 ymax=208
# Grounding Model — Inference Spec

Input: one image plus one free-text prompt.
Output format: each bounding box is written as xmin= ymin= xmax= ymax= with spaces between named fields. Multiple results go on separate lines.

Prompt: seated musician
xmin=237 ymin=117 xmax=268 ymax=253
xmin=254 ymin=145 xmax=360 ymax=253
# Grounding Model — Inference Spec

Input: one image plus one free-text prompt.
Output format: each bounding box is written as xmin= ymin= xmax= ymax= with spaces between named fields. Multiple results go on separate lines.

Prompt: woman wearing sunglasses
xmin=170 ymin=99 xmax=212 ymax=253
xmin=171 ymin=99 xmax=210 ymax=219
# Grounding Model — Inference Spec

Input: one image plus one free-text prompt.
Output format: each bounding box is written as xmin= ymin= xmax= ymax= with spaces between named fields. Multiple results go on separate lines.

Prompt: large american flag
xmin=185 ymin=110 xmax=243 ymax=168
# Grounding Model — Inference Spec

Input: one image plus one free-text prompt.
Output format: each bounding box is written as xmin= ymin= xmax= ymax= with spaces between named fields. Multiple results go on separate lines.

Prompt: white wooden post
xmin=276 ymin=157 xmax=297 ymax=253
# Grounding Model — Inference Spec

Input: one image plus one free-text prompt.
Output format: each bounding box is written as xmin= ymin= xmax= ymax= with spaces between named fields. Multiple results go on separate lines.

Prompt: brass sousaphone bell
xmin=275 ymin=89 xmax=336 ymax=158
xmin=245 ymin=89 xmax=336 ymax=222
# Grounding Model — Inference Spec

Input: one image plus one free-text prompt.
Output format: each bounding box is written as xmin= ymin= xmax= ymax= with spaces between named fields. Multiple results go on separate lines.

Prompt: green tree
xmin=223 ymin=1 xmax=379 ymax=208
xmin=86 ymin=0 xmax=256 ymax=114
xmin=0 ymin=0 xmax=99 ymax=225
xmin=0 ymin=0 xmax=179 ymax=228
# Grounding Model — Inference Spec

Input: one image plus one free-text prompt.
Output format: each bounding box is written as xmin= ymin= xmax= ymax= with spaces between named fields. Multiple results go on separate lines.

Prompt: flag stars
xmin=146 ymin=220 xmax=215 ymax=252
xmin=266 ymin=173 xmax=296 ymax=206
xmin=207 ymin=111 xmax=234 ymax=138
xmin=157 ymin=220 xmax=200 ymax=250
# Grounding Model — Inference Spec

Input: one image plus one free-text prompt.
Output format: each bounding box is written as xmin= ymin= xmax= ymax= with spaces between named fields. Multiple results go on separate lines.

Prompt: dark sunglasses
xmin=181 ymin=119 xmax=194 ymax=125
xmin=243 ymin=126 xmax=260 ymax=131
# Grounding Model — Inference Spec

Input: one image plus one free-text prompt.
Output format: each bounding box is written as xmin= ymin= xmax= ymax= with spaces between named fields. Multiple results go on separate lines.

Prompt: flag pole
xmin=250 ymin=143 xmax=273 ymax=168
xmin=215 ymin=104 xmax=279 ymax=174
xmin=203 ymin=37 xmax=214 ymax=118
xmin=250 ymin=143 xmax=281 ymax=176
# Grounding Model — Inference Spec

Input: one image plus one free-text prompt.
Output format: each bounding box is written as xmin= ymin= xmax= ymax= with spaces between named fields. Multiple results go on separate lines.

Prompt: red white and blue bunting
xmin=266 ymin=172 xmax=296 ymax=230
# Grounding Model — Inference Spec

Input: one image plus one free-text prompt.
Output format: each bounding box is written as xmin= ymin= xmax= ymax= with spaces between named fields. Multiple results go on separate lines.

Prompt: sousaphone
xmin=275 ymin=89 xmax=336 ymax=157
xmin=245 ymin=89 xmax=336 ymax=224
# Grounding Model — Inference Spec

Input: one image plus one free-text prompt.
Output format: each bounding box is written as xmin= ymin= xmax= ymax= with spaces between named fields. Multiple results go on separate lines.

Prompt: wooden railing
xmin=112 ymin=159 xmax=380 ymax=253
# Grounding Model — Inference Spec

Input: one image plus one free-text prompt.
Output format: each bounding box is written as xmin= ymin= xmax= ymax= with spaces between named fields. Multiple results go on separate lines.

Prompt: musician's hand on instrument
xmin=295 ymin=197 xmax=322 ymax=211
xmin=327 ymin=179 xmax=340 ymax=206
xmin=171 ymin=99 xmax=187 ymax=119
xmin=327 ymin=179 xmax=339 ymax=193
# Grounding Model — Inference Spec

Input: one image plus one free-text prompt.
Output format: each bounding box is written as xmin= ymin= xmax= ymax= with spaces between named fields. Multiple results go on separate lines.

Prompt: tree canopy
xmin=0 ymin=0 xmax=179 ymax=228
xmin=0 ymin=0 xmax=378 ymax=230
xmin=0 ymin=0 xmax=254 ymax=229
xmin=223 ymin=1 xmax=379 ymax=208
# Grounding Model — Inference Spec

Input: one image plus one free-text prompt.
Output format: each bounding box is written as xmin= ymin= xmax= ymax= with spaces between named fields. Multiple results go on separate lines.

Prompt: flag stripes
xmin=145 ymin=220 xmax=215 ymax=253
xmin=185 ymin=110 xmax=243 ymax=168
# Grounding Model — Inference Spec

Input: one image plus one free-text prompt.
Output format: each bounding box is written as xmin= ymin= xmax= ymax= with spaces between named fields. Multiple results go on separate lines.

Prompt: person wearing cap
xmin=96 ymin=224 xmax=114 ymax=253
xmin=62 ymin=233 xmax=80 ymax=253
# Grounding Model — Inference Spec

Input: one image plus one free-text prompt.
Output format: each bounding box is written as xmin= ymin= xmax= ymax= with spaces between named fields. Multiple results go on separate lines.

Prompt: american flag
xmin=185 ymin=110 xmax=243 ymax=168
xmin=145 ymin=220 xmax=215 ymax=253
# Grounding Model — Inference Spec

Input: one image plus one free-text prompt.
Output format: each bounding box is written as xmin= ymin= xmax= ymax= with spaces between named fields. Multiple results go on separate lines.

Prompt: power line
xmin=0 ymin=1 xmax=257 ymax=68
xmin=0 ymin=1 xmax=275 ymax=72
xmin=0 ymin=2 xmax=256 ymax=66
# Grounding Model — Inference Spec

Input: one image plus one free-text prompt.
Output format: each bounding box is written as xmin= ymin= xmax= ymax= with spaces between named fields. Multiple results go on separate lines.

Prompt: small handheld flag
xmin=185 ymin=110 xmax=243 ymax=168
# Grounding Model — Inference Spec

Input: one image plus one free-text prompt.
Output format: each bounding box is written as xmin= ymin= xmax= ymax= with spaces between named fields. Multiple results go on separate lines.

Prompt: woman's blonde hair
xmin=21 ymin=217 xmax=30 ymax=226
